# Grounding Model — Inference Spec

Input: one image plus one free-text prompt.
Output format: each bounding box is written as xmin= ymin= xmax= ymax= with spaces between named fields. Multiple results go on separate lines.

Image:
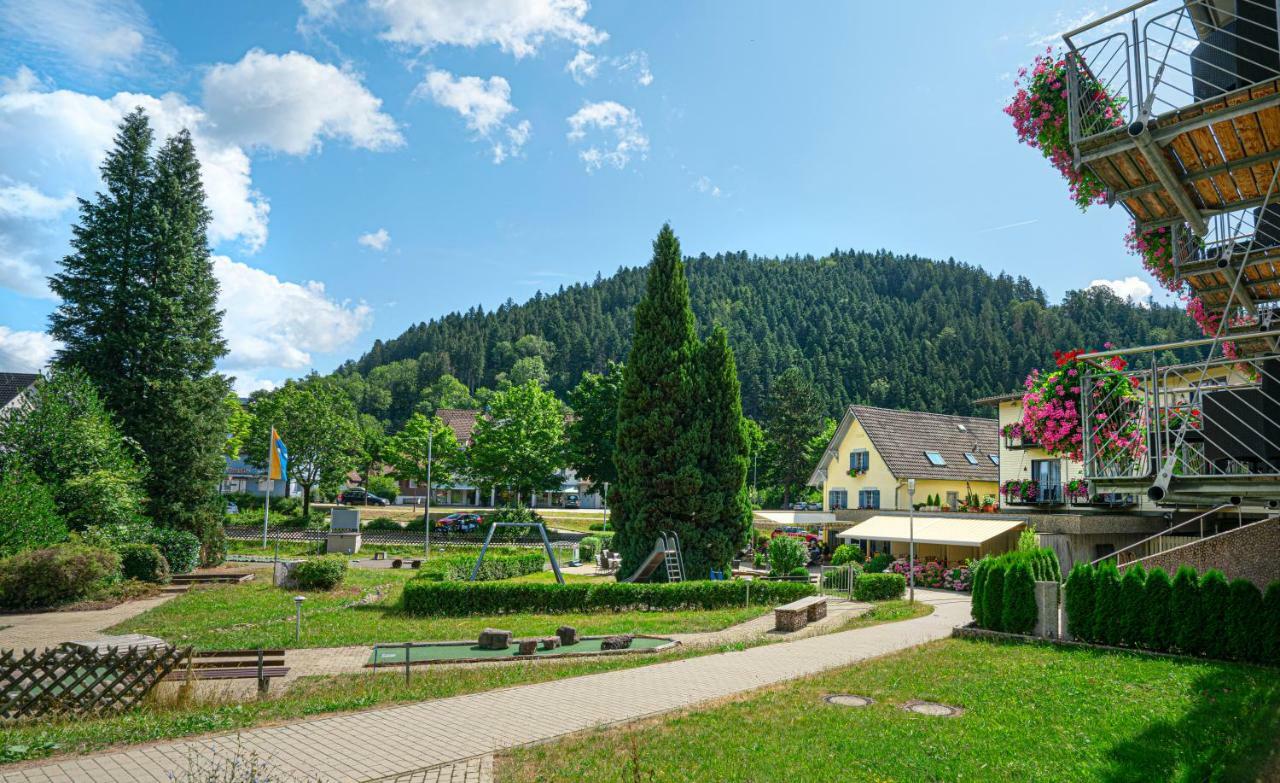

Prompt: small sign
xmin=331 ymin=508 xmax=360 ymax=531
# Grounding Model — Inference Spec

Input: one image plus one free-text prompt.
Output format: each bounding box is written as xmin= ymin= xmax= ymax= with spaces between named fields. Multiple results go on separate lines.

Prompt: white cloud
xmin=369 ymin=0 xmax=607 ymax=58
xmin=0 ymin=326 xmax=59 ymax=372
xmin=213 ymin=255 xmax=372 ymax=372
xmin=0 ymin=66 xmax=45 ymax=95
xmin=566 ymin=100 xmax=648 ymax=171
xmin=617 ymin=50 xmax=652 ymax=86
xmin=0 ymin=180 xmax=75 ymax=220
xmin=358 ymin=227 xmax=391 ymax=250
xmin=416 ymin=68 xmax=529 ymax=163
xmin=226 ymin=372 xmax=280 ymax=396
xmin=0 ymin=0 xmax=169 ymax=75
xmin=202 ymin=50 xmax=403 ymax=156
xmin=694 ymin=176 xmax=721 ymax=198
xmin=1089 ymin=276 xmax=1154 ymax=306
xmin=566 ymin=49 xmax=598 ymax=84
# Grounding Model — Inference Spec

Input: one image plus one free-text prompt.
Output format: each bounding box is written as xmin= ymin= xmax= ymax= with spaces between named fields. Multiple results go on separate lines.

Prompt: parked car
xmin=338 ymin=487 xmax=389 ymax=506
xmin=435 ymin=512 xmax=483 ymax=533
xmin=804 ymin=502 xmax=822 ymax=511
xmin=225 ymin=501 xmax=239 ymax=515
xmin=771 ymin=526 xmax=820 ymax=545
xmin=565 ymin=494 xmax=580 ymax=509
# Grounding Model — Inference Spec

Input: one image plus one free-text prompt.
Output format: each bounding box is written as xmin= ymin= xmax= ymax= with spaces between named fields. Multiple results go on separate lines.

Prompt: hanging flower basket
xmin=1002 ymin=479 xmax=1039 ymax=504
xmin=1020 ymin=347 xmax=1147 ymax=463
xmin=1065 ymin=478 xmax=1091 ymax=502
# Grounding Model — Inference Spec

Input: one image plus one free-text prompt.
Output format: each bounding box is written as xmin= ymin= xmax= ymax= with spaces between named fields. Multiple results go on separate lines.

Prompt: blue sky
xmin=0 ymin=1 xmax=1160 ymax=392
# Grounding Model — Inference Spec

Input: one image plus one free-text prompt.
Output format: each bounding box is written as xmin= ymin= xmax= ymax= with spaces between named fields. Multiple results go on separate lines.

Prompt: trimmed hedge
xmin=853 ymin=572 xmax=906 ymax=601
xmin=1171 ymin=565 xmax=1201 ymax=655
xmin=1092 ymin=561 xmax=1123 ymax=646
xmin=1118 ymin=563 xmax=1147 ymax=647
xmin=1001 ymin=561 xmax=1037 ymax=634
xmin=417 ymin=551 xmax=546 ymax=583
xmin=293 ymin=555 xmax=349 ymax=590
xmin=118 ymin=543 xmax=170 ymax=583
xmin=401 ymin=579 xmax=816 ymax=616
xmin=0 ymin=543 xmax=120 ymax=610
xmin=982 ymin=564 xmax=1006 ymax=632
xmin=970 ymin=559 xmax=989 ymax=626
xmin=972 ymin=548 xmax=1062 ymax=633
xmin=1265 ymin=582 xmax=1280 ymax=664
xmin=1142 ymin=567 xmax=1174 ymax=651
xmin=147 ymin=528 xmax=200 ymax=575
xmin=1064 ymin=562 xmax=1095 ymax=641
xmin=1199 ymin=570 xmax=1231 ymax=660
xmin=1227 ymin=578 xmax=1264 ymax=663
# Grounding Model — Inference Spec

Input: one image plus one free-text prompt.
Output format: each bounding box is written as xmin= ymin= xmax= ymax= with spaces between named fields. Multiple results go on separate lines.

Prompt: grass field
xmin=498 ymin=637 xmax=1280 ymax=782
xmin=107 ymin=567 xmax=766 ymax=649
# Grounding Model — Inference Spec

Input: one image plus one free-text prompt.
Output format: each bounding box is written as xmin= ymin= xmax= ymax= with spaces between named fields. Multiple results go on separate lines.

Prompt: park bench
xmin=774 ymin=595 xmax=827 ymax=632
xmin=165 ymin=649 xmax=289 ymax=694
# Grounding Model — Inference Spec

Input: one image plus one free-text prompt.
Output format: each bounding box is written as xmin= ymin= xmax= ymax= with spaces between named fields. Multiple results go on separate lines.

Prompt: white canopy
xmin=754 ymin=511 xmax=836 ymax=526
xmin=838 ymin=515 xmax=1023 ymax=547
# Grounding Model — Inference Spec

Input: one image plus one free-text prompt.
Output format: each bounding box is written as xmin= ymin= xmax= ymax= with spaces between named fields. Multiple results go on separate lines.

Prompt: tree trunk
xmin=301 ymin=483 xmax=311 ymax=518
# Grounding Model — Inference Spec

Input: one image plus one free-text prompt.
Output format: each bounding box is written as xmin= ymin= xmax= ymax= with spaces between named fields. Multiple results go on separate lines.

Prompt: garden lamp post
xmin=294 ymin=595 xmax=305 ymax=642
xmin=907 ymin=478 xmax=916 ymax=604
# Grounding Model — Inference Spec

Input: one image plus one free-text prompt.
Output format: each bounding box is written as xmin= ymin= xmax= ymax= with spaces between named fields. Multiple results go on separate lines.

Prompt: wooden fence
xmin=0 ymin=643 xmax=191 ymax=722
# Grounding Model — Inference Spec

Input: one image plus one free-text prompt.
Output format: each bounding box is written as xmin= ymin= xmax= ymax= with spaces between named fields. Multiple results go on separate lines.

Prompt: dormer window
xmin=963 ymin=453 xmax=978 ymax=465
xmin=989 ymin=454 xmax=1000 ymax=465
xmin=924 ymin=451 xmax=946 ymax=466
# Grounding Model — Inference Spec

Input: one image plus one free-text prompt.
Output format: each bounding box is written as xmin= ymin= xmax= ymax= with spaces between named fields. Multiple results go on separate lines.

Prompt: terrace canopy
xmin=837 ymin=515 xmax=1024 ymax=563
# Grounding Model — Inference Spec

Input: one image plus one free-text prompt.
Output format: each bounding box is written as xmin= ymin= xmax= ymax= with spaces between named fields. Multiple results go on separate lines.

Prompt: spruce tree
xmin=1142 ymin=567 xmax=1174 ymax=652
xmin=613 ymin=225 xmax=704 ymax=577
xmin=1171 ymin=565 xmax=1202 ymax=655
xmin=763 ymin=366 xmax=823 ymax=506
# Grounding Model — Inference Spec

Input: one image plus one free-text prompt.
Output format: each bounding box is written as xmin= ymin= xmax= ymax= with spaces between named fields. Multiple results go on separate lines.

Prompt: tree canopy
xmin=467 ymin=380 xmax=566 ymax=500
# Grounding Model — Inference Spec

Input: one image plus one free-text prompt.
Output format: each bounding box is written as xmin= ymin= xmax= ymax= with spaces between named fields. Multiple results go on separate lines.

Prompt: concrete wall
xmin=1128 ymin=516 xmax=1280 ymax=590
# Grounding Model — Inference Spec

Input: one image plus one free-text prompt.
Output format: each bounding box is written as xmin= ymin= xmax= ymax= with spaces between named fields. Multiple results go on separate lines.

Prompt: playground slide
xmin=618 ymin=537 xmax=668 ymax=583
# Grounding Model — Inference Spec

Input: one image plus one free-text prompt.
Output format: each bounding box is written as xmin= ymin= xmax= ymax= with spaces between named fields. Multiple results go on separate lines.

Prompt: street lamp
xmin=907 ymin=478 xmax=916 ymax=604
xmin=422 ymin=425 xmax=433 ymax=558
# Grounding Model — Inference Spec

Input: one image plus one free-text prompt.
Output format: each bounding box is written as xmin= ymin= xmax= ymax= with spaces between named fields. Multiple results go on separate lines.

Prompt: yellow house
xmin=808 ymin=405 xmax=999 ymax=513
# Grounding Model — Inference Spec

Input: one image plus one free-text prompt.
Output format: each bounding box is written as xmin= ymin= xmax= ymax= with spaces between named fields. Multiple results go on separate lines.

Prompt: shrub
xmin=1171 ymin=565 xmax=1202 ymax=655
xmin=197 ymin=514 xmax=227 ymax=568
xmin=363 ymin=517 xmax=402 ymax=531
xmin=483 ymin=505 xmax=543 ymax=539
xmin=147 ymin=528 xmax=201 ymax=575
xmin=223 ymin=491 xmax=264 ymax=510
xmin=588 ymin=522 xmax=608 ymax=532
xmin=579 ymin=536 xmax=602 ymax=562
xmin=1199 ymin=570 xmax=1231 ymax=660
xmin=767 ymin=536 xmax=807 ymax=576
xmin=293 ymin=555 xmax=349 ymax=590
xmin=1264 ymin=582 xmax=1280 ymax=665
xmin=864 ymin=552 xmax=893 ymax=574
xmin=854 ymin=572 xmax=906 ymax=601
xmin=787 ymin=566 xmax=811 ymax=578
xmin=365 ymin=475 xmax=399 ymax=502
xmin=1226 ymin=578 xmax=1264 ymax=663
xmin=1064 ymin=562 xmax=1096 ymax=642
xmin=821 ymin=561 xmax=862 ymax=589
xmin=1118 ymin=564 xmax=1147 ymax=646
xmin=59 ymin=468 xmax=145 ymax=530
xmin=401 ymin=579 xmax=815 ymax=616
xmin=118 ymin=543 xmax=170 ymax=583
xmin=273 ymin=497 xmax=301 ymax=516
xmin=0 ymin=543 xmax=121 ymax=610
xmin=1092 ymin=561 xmax=1122 ymax=646
xmin=1001 ymin=560 xmax=1037 ymax=634
xmin=831 ymin=544 xmax=862 ymax=567
xmin=982 ymin=565 xmax=1006 ymax=632
xmin=420 ymin=551 xmax=546 ymax=582
xmin=0 ymin=467 xmax=67 ymax=557
xmin=1142 ymin=567 xmax=1174 ymax=651
xmin=970 ymin=559 xmax=989 ymax=626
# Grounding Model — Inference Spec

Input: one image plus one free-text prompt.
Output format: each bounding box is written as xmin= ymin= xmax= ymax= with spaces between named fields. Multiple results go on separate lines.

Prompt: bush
xmin=1226 ymin=578 xmax=1264 ymax=663
xmin=59 ymin=468 xmax=144 ymax=530
xmin=147 ymin=528 xmax=201 ymax=575
xmin=1199 ymin=570 xmax=1231 ymax=660
xmin=970 ymin=559 xmax=989 ymax=626
xmin=365 ymin=475 xmax=400 ymax=502
xmin=579 ymin=536 xmax=602 ymax=562
xmin=1142 ymin=567 xmax=1174 ymax=651
xmin=1171 ymin=565 xmax=1202 ymax=655
xmin=401 ymin=578 xmax=816 ymax=616
xmin=1064 ymin=562 xmax=1096 ymax=641
xmin=293 ymin=555 xmax=349 ymax=590
xmin=223 ymin=491 xmax=264 ymax=511
xmin=831 ymin=544 xmax=862 ymax=567
xmin=787 ymin=566 xmax=810 ymax=578
xmin=419 ymin=550 xmax=546 ymax=582
xmin=1001 ymin=561 xmax=1037 ymax=634
xmin=117 ymin=543 xmax=170 ymax=584
xmin=1118 ymin=564 xmax=1147 ymax=646
xmin=1264 ymin=582 xmax=1280 ymax=665
xmin=1092 ymin=561 xmax=1122 ymax=646
xmin=865 ymin=552 xmax=893 ymax=574
xmin=853 ymin=572 xmax=906 ymax=601
xmin=767 ymin=536 xmax=806 ymax=576
xmin=0 ymin=543 xmax=121 ymax=610
xmin=588 ymin=522 xmax=608 ymax=531
xmin=363 ymin=517 xmax=403 ymax=531
xmin=821 ymin=562 xmax=862 ymax=589
xmin=982 ymin=565 xmax=1006 ymax=632
xmin=196 ymin=514 xmax=226 ymax=568
xmin=0 ymin=467 xmax=67 ymax=557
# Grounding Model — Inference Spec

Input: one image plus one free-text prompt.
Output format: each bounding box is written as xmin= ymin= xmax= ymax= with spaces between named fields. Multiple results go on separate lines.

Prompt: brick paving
xmin=1 ymin=591 xmax=968 ymax=783
xmin=0 ymin=595 xmax=174 ymax=652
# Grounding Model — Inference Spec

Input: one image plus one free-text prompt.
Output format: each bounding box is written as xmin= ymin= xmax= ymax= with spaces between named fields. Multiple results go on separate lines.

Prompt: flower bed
xmin=886 ymin=559 xmax=972 ymax=592
xmin=1020 ymin=347 xmax=1146 ymax=463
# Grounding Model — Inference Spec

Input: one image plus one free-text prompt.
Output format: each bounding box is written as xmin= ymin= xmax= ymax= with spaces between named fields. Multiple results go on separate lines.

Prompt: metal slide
xmin=618 ymin=531 xmax=684 ymax=583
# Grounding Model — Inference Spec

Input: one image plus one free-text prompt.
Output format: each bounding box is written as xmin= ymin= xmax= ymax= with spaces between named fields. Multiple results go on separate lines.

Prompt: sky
xmin=0 ymin=0 xmax=1166 ymax=394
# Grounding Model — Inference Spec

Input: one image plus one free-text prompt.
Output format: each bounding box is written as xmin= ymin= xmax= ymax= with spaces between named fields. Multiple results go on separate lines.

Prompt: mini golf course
xmin=368 ymin=635 xmax=677 ymax=667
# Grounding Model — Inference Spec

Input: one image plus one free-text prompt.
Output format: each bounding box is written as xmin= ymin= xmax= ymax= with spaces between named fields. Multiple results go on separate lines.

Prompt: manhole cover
xmin=902 ymin=700 xmax=963 ymax=717
xmin=823 ymin=694 xmax=873 ymax=707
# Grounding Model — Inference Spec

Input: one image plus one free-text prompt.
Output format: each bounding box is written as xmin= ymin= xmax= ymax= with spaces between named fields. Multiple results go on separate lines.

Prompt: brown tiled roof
xmin=437 ymin=408 xmax=481 ymax=446
xmin=0 ymin=372 xmax=38 ymax=410
xmin=972 ymin=391 xmax=1023 ymax=406
xmin=848 ymin=404 xmax=999 ymax=482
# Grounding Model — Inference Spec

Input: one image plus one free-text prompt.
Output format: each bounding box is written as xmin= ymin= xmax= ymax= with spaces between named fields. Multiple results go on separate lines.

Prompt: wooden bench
xmin=774 ymin=596 xmax=827 ymax=632
xmin=165 ymin=649 xmax=289 ymax=694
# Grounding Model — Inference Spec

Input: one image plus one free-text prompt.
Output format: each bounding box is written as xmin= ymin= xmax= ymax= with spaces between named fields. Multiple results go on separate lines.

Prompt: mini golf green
xmin=368 ymin=635 xmax=676 ymax=666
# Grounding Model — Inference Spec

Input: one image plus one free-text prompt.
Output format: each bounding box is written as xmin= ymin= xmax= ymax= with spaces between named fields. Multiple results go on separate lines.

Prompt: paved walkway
xmin=2 ymin=590 xmax=968 ymax=783
xmin=0 ymin=595 xmax=174 ymax=651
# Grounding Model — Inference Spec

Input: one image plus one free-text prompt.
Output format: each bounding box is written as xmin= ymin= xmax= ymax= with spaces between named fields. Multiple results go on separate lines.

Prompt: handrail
xmin=1090 ymin=503 xmax=1233 ymax=566
xmin=1063 ymin=1 xmax=1155 ymax=44
xmin=1078 ymin=330 xmax=1280 ymax=360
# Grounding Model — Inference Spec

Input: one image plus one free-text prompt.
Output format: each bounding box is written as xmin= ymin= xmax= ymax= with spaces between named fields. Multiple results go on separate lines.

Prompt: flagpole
xmin=262 ymin=423 xmax=273 ymax=548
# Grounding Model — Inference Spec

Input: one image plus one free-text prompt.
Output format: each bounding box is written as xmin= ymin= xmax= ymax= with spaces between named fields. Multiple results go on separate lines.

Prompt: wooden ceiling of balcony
xmin=1079 ymin=78 xmax=1280 ymax=222
xmin=1179 ymin=247 xmax=1280 ymax=308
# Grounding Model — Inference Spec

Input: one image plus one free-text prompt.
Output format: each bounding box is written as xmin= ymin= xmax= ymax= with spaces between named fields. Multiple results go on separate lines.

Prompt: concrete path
xmin=0 ymin=595 xmax=174 ymax=651
xmin=2 ymin=590 xmax=968 ymax=783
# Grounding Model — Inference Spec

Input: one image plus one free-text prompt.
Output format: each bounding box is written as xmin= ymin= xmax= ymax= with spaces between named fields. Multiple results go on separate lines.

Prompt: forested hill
xmin=335 ymin=249 xmax=1197 ymax=423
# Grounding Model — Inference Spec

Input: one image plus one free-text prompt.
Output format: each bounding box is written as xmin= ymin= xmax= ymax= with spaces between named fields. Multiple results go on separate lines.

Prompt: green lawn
xmin=498 ymin=637 xmax=1280 ymax=782
xmin=108 ymin=567 xmax=766 ymax=649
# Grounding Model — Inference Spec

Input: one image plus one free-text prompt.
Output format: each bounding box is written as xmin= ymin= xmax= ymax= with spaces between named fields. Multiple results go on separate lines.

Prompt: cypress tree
xmin=1092 ymin=561 xmax=1122 ymax=646
xmin=1002 ymin=560 xmax=1037 ymax=634
xmin=1200 ymin=570 xmax=1231 ymax=660
xmin=613 ymin=224 xmax=704 ymax=578
xmin=1171 ymin=565 xmax=1202 ymax=655
xmin=1225 ymin=578 xmax=1264 ymax=663
xmin=1064 ymin=562 xmax=1096 ymax=641
xmin=1263 ymin=582 xmax=1280 ymax=665
xmin=970 ymin=559 xmax=988 ymax=626
xmin=983 ymin=563 xmax=1006 ymax=632
xmin=1142 ymin=567 xmax=1174 ymax=652
xmin=1118 ymin=564 xmax=1147 ymax=647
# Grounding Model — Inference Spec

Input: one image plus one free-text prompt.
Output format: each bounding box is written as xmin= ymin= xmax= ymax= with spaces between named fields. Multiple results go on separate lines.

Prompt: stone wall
xmin=1128 ymin=516 xmax=1280 ymax=590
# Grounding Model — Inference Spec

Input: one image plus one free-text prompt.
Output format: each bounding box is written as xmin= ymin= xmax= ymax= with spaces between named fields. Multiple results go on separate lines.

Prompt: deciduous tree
xmin=566 ymin=361 xmax=624 ymax=489
xmin=467 ymin=380 xmax=565 ymax=501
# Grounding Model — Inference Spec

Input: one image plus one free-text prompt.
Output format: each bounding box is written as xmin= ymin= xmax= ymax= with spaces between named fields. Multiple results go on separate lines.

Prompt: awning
xmin=754 ymin=511 xmax=837 ymax=526
xmin=837 ymin=515 xmax=1023 ymax=547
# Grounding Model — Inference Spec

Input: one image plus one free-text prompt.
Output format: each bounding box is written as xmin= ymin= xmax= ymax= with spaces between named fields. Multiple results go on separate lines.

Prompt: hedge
xmin=1118 ymin=563 xmax=1147 ymax=647
xmin=401 ymin=579 xmax=816 ymax=616
xmin=1064 ymin=562 xmax=1095 ymax=641
xmin=147 ymin=528 xmax=200 ymax=575
xmin=970 ymin=559 xmax=989 ymax=627
xmin=1265 ymin=582 xmax=1280 ymax=664
xmin=853 ymin=572 xmax=906 ymax=601
xmin=865 ymin=553 xmax=893 ymax=574
xmin=0 ymin=468 xmax=67 ymax=557
xmin=1142 ymin=567 xmax=1174 ymax=651
xmin=1001 ymin=561 xmax=1037 ymax=634
xmin=416 ymin=551 xmax=546 ymax=583
xmin=0 ymin=543 xmax=120 ymax=610
xmin=1227 ymin=578 xmax=1264 ymax=663
xmin=1171 ymin=565 xmax=1202 ymax=655
xmin=1200 ymin=570 xmax=1231 ymax=660
xmin=293 ymin=555 xmax=349 ymax=590
xmin=578 ymin=536 xmax=602 ymax=563
xmin=1092 ymin=561 xmax=1123 ymax=646
xmin=118 ymin=543 xmax=170 ymax=583
xmin=982 ymin=564 xmax=1006 ymax=632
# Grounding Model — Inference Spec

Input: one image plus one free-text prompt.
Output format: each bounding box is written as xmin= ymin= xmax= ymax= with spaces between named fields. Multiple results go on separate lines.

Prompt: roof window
xmin=924 ymin=451 xmax=946 ymax=466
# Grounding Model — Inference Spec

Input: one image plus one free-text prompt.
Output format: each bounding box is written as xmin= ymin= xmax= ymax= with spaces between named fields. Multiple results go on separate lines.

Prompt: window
xmin=858 ymin=489 xmax=881 ymax=509
xmin=963 ymin=452 xmax=978 ymax=465
xmin=924 ymin=451 xmax=946 ymax=466
xmin=828 ymin=489 xmax=848 ymax=510
xmin=988 ymin=454 xmax=1000 ymax=465
xmin=848 ymin=449 xmax=870 ymax=472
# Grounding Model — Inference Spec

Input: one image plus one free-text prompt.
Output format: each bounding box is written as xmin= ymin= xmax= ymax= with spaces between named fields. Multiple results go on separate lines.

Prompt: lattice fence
xmin=0 ymin=643 xmax=191 ymax=722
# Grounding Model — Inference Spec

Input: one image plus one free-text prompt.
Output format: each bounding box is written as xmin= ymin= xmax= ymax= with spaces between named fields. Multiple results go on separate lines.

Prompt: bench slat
xmin=165 ymin=667 xmax=289 ymax=681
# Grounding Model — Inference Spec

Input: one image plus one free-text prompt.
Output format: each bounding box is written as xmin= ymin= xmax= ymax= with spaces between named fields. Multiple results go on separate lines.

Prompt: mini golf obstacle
xmin=618 ymin=531 xmax=684 ymax=583
xmin=367 ymin=630 xmax=677 ymax=668
xmin=469 ymin=521 xmax=565 ymax=584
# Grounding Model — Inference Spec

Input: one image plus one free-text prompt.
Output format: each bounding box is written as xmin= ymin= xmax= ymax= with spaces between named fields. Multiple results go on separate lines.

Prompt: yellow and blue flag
xmin=268 ymin=427 xmax=288 ymax=481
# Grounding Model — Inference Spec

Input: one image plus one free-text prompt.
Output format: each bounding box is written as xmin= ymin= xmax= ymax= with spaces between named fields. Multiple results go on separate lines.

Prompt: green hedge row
xmin=853 ymin=572 xmax=905 ymax=601
xmin=416 ymin=550 xmax=546 ymax=583
xmin=1065 ymin=562 xmax=1280 ymax=663
xmin=971 ymin=548 xmax=1059 ymax=634
xmin=401 ymin=578 xmax=816 ymax=616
